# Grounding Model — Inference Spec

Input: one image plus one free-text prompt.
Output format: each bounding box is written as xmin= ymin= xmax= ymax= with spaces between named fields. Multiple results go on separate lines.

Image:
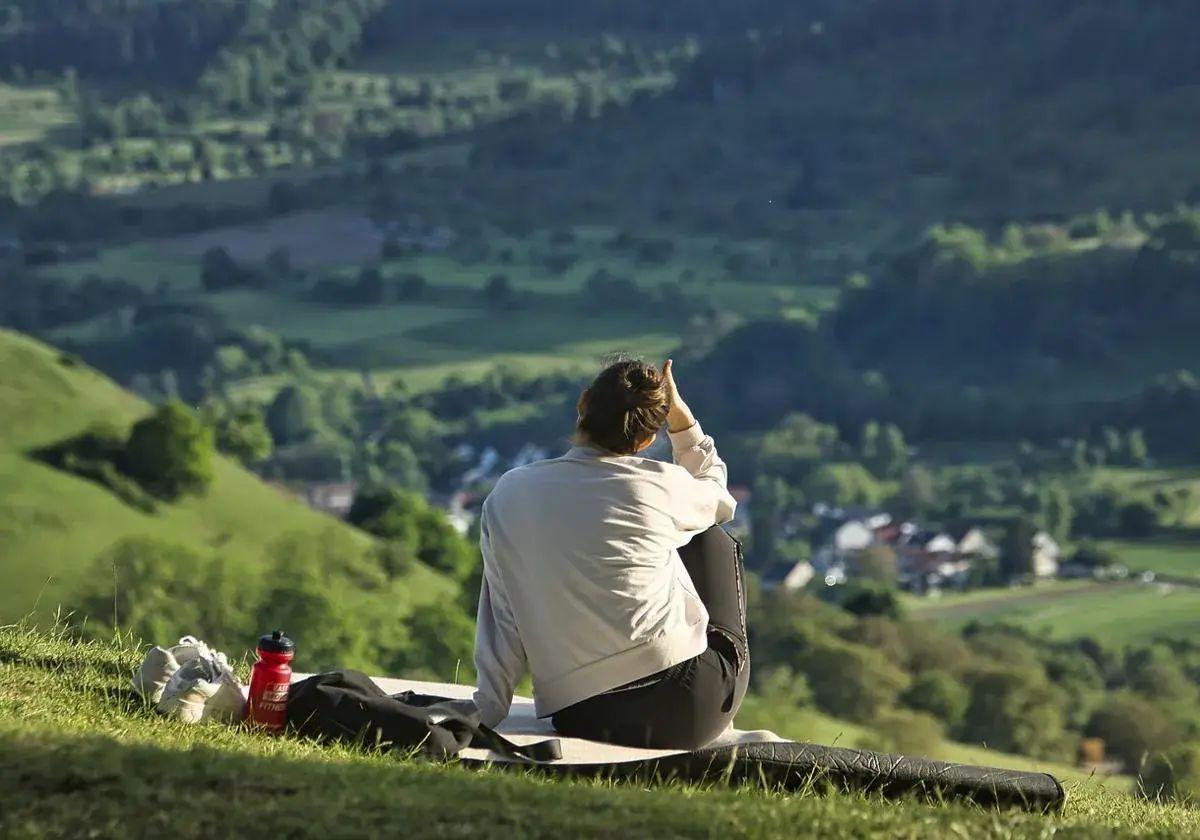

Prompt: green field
xmin=0 ymin=82 xmax=74 ymax=148
xmin=5 ymin=626 xmax=1189 ymax=840
xmin=0 ymin=329 xmax=454 ymax=624
xmin=37 ymin=217 xmax=835 ymax=398
xmin=1102 ymin=539 xmax=1200 ymax=581
xmin=906 ymin=581 xmax=1200 ymax=646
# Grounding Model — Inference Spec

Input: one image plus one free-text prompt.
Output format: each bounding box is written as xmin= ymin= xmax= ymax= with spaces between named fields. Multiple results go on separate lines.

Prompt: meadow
xmin=5 ymin=625 xmax=1189 ymax=840
xmin=905 ymin=580 xmax=1200 ymax=646
xmin=0 ymin=329 xmax=454 ymax=624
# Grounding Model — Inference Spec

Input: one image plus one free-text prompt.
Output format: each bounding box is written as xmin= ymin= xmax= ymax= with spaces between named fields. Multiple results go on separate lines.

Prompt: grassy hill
xmin=0 ymin=328 xmax=455 ymax=625
xmin=3 ymin=625 xmax=1194 ymax=840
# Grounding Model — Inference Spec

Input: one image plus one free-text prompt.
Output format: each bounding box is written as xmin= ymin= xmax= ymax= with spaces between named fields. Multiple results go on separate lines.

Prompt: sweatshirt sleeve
xmin=471 ymin=510 xmax=527 ymax=728
xmin=667 ymin=421 xmax=738 ymax=530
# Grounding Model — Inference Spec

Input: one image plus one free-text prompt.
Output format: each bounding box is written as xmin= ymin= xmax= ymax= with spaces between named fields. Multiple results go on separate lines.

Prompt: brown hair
xmin=577 ymin=357 xmax=669 ymax=455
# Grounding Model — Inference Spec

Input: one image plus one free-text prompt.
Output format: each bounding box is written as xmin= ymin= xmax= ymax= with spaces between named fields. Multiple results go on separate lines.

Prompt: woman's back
xmin=471 ymin=359 xmax=737 ymax=731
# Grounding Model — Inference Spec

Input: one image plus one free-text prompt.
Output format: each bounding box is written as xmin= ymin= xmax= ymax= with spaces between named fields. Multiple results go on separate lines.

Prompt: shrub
xmin=74 ymin=538 xmax=214 ymax=642
xmin=960 ymin=667 xmax=1071 ymax=759
xmin=1117 ymin=501 xmax=1159 ymax=538
xmin=902 ymin=670 xmax=970 ymax=729
xmin=266 ymin=385 xmax=325 ymax=445
xmin=213 ymin=405 xmax=273 ymax=465
xmin=1139 ymin=741 xmax=1200 ymax=805
xmin=874 ymin=709 xmax=945 ymax=756
xmin=124 ymin=401 xmax=215 ymax=500
xmin=800 ymin=637 xmax=910 ymax=723
xmin=1086 ymin=692 xmax=1182 ymax=773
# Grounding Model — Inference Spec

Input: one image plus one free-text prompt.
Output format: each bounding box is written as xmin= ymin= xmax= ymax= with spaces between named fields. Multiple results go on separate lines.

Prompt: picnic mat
xmin=285 ymin=674 xmax=1065 ymax=812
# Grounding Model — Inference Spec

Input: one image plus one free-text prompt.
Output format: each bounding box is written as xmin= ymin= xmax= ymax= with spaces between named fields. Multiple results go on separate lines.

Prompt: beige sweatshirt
xmin=472 ymin=422 xmax=737 ymax=727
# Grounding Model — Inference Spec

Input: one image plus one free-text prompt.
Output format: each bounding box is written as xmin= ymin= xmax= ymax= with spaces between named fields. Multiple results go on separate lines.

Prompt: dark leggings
xmin=551 ymin=526 xmax=751 ymax=750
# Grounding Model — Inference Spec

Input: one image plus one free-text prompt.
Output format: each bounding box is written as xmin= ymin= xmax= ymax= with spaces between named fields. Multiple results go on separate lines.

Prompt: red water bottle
xmin=246 ymin=630 xmax=294 ymax=731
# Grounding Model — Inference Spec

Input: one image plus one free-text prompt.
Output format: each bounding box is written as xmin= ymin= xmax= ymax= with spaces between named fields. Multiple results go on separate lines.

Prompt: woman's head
xmin=576 ymin=357 xmax=670 ymax=454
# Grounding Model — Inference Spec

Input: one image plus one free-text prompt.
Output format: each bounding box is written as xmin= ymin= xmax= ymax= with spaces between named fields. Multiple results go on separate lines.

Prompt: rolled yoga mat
xmin=308 ymin=675 xmax=1065 ymax=813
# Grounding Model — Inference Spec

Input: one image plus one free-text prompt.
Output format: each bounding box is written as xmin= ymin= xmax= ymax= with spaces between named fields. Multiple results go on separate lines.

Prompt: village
xmin=285 ymin=441 xmax=1136 ymax=600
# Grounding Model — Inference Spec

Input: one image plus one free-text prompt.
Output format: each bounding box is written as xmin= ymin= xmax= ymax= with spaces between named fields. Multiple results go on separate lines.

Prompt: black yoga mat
xmin=465 ymin=740 xmax=1066 ymax=812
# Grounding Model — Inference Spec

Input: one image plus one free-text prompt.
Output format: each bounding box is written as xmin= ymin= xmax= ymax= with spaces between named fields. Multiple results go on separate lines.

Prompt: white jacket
xmin=472 ymin=423 xmax=736 ymax=727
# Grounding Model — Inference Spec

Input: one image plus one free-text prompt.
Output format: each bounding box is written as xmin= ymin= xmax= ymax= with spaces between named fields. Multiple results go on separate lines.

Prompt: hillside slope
xmin=1 ymin=626 xmax=1195 ymax=839
xmin=0 ymin=328 xmax=454 ymax=624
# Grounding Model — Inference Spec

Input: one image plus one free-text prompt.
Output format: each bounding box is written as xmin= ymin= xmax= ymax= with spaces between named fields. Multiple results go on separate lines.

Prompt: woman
xmin=472 ymin=357 xmax=749 ymax=749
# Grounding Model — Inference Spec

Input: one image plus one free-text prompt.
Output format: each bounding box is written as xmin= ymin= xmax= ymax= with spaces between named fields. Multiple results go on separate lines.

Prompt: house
xmin=761 ymin=559 xmax=815 ymax=591
xmin=1031 ymin=531 xmax=1061 ymax=578
xmin=951 ymin=526 xmax=999 ymax=561
xmin=302 ymin=482 xmax=358 ymax=518
xmin=812 ymin=519 xmax=874 ymax=571
xmin=895 ymin=530 xmax=970 ymax=592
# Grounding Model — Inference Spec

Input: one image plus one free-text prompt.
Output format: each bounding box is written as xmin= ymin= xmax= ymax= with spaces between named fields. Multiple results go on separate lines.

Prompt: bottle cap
xmin=257 ymin=629 xmax=295 ymax=653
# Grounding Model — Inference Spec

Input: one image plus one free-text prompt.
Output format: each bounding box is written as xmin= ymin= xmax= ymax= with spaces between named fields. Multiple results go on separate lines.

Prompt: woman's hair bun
xmin=577 ymin=357 xmax=670 ymax=454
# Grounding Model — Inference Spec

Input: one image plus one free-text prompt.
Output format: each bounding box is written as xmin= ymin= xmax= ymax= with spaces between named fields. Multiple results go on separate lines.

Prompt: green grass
xmin=0 ymin=329 xmax=454 ymax=624
xmin=42 ymin=243 xmax=200 ymax=291
xmin=3 ymin=626 xmax=1195 ymax=839
xmin=906 ymin=581 xmax=1200 ymax=646
xmin=1102 ymin=539 xmax=1200 ymax=581
xmin=0 ymin=82 xmax=74 ymax=148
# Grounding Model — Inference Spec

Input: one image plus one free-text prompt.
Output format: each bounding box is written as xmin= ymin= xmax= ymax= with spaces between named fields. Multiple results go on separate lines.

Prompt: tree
xmin=802 ymin=463 xmax=882 ymax=507
xmin=484 ymin=274 xmax=516 ymax=309
xmin=380 ymin=441 xmax=428 ymax=493
xmin=1140 ymin=742 xmax=1200 ymax=805
xmin=1118 ymin=501 xmax=1159 ymax=538
xmin=859 ymin=421 xmax=880 ymax=464
xmin=1127 ymin=428 xmax=1149 ymax=465
xmin=214 ymin=405 xmax=273 ymax=466
xmin=74 ymin=538 xmax=209 ymax=642
xmin=894 ymin=464 xmax=936 ymax=518
xmin=1070 ymin=542 xmax=1117 ymax=568
xmin=849 ymin=545 xmax=899 ymax=585
xmin=396 ymin=273 xmax=427 ymax=300
xmin=902 ymin=670 xmax=970 ymax=729
xmin=960 ymin=667 xmax=1071 ymax=759
xmin=266 ymin=385 xmax=324 ymax=445
xmin=757 ymin=413 xmax=841 ymax=482
xmin=201 ymin=246 xmax=243 ymax=291
xmin=874 ymin=709 xmax=945 ymax=756
xmin=800 ymin=636 xmax=910 ymax=723
xmin=874 ymin=423 xmax=909 ymax=478
xmin=348 ymin=487 xmax=477 ymax=580
xmin=265 ymin=247 xmax=294 ymax=282
xmin=355 ymin=266 xmax=386 ymax=304
xmin=837 ymin=581 xmax=903 ymax=619
xmin=1087 ymin=693 xmax=1183 ymax=773
xmin=749 ymin=475 xmax=787 ymax=570
xmin=124 ymin=401 xmax=215 ymax=500
xmin=397 ymin=602 xmax=476 ymax=680
xmin=1000 ymin=517 xmax=1037 ymax=580
xmin=1041 ymin=483 xmax=1074 ymax=542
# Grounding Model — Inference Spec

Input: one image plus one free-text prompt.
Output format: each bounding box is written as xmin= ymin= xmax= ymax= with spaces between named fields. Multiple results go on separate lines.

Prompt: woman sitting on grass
xmin=473 ymin=356 xmax=749 ymax=749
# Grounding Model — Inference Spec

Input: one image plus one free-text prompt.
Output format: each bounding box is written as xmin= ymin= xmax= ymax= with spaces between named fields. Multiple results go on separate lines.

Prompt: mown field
xmin=5 ymin=626 xmax=1190 ymax=840
xmin=905 ymin=580 xmax=1200 ymax=646
xmin=0 ymin=329 xmax=455 ymax=624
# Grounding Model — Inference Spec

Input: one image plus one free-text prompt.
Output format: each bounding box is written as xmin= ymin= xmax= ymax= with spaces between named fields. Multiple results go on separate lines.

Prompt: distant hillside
xmin=0 ymin=328 xmax=455 ymax=630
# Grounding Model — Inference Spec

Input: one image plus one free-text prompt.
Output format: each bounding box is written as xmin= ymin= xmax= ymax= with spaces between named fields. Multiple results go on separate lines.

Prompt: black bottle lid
xmin=257 ymin=629 xmax=295 ymax=653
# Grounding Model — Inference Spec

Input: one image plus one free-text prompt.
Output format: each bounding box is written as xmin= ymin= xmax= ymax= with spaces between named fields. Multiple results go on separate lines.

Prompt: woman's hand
xmin=662 ymin=359 xmax=697 ymax=433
